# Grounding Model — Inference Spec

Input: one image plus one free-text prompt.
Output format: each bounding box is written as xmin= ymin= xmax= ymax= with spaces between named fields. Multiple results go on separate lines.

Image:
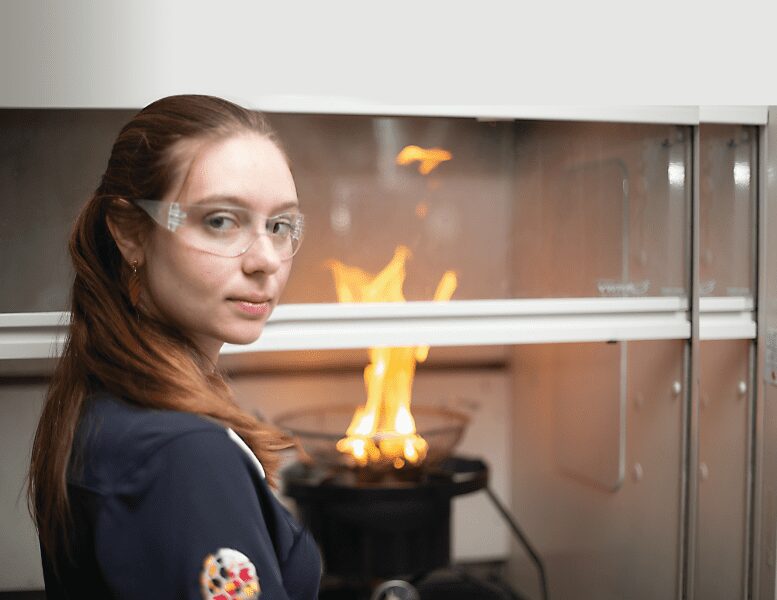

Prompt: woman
xmin=27 ymin=95 xmax=320 ymax=599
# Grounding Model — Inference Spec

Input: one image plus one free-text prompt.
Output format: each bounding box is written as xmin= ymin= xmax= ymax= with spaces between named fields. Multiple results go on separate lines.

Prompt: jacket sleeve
xmin=93 ymin=429 xmax=291 ymax=600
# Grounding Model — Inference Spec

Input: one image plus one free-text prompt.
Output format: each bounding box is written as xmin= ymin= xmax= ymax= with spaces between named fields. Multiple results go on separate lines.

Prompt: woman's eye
xmin=268 ymin=219 xmax=293 ymax=237
xmin=204 ymin=213 xmax=239 ymax=231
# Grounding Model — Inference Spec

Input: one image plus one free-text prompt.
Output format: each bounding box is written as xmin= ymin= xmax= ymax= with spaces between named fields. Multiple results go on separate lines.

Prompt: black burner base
xmin=282 ymin=457 xmax=489 ymax=582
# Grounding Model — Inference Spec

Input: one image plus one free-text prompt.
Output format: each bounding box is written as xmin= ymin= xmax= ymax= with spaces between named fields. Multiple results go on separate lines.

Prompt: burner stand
xmin=282 ymin=456 xmax=488 ymax=583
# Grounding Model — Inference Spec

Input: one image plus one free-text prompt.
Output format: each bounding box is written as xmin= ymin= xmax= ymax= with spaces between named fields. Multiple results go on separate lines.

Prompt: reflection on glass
xmin=734 ymin=161 xmax=751 ymax=188
xmin=699 ymin=125 xmax=756 ymax=298
xmin=271 ymin=114 xmax=514 ymax=303
xmin=273 ymin=117 xmax=692 ymax=302
xmin=513 ymin=122 xmax=690 ymax=298
xmin=330 ymin=203 xmax=352 ymax=235
xmin=2 ymin=111 xmax=696 ymax=309
xmin=668 ymin=161 xmax=686 ymax=187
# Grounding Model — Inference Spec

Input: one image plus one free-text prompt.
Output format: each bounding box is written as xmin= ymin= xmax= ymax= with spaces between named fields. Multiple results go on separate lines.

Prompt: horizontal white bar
xmin=699 ymin=106 xmax=768 ymax=125
xmin=0 ymin=312 xmax=69 ymax=361
xmin=4 ymin=296 xmax=760 ymax=358
xmin=0 ymin=90 xmax=703 ymax=125
xmin=0 ymin=339 xmax=65 ymax=361
xmin=224 ymin=313 xmax=691 ymax=353
xmin=699 ymin=296 xmax=754 ymax=312
xmin=225 ymin=298 xmax=692 ymax=352
xmin=0 ymin=298 xmax=690 ymax=330
xmin=253 ymin=101 xmax=702 ymax=125
xmin=699 ymin=314 xmax=756 ymax=341
xmin=698 ymin=296 xmax=756 ymax=340
xmin=0 ymin=312 xmax=67 ymax=327
xmin=1 ymin=299 xmax=692 ymax=359
xmin=274 ymin=297 xmax=689 ymax=320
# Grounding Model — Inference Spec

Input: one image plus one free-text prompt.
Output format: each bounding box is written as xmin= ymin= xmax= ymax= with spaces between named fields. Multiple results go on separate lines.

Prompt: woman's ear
xmin=106 ymin=210 xmax=146 ymax=268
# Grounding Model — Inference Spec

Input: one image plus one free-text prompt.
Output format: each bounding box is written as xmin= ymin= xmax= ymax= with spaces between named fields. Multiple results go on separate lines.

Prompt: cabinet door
xmin=696 ymin=340 xmax=751 ymax=600
xmin=509 ymin=340 xmax=686 ymax=600
xmin=694 ymin=124 xmax=758 ymax=600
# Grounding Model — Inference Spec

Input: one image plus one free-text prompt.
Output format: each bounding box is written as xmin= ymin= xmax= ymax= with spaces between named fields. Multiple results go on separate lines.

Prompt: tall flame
xmin=327 ymin=247 xmax=457 ymax=468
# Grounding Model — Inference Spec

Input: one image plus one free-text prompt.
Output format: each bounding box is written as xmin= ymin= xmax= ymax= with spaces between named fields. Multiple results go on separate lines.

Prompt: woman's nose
xmin=240 ymin=233 xmax=283 ymax=275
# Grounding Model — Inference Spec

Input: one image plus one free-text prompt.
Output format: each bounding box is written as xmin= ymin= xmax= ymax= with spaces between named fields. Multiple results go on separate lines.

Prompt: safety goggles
xmin=134 ymin=199 xmax=304 ymax=259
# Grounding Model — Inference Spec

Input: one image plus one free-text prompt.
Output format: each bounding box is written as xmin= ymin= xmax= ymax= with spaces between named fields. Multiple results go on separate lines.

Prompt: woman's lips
xmin=230 ymin=298 xmax=271 ymax=316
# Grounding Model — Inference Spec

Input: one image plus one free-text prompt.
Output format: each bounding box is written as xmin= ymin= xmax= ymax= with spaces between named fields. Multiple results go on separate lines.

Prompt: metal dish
xmin=275 ymin=403 xmax=469 ymax=475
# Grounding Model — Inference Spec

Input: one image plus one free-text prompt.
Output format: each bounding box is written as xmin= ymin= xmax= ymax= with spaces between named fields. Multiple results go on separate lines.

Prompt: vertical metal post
xmin=742 ymin=126 xmax=761 ymax=600
xmin=682 ymin=124 xmax=701 ymax=599
xmin=750 ymin=122 xmax=768 ymax=600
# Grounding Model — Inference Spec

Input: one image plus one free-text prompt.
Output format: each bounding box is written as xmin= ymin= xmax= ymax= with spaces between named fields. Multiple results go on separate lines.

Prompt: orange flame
xmin=396 ymin=145 xmax=452 ymax=175
xmin=327 ymin=247 xmax=457 ymax=468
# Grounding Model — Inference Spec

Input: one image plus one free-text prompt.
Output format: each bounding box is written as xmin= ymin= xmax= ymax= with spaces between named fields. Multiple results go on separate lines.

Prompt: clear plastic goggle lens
xmin=134 ymin=200 xmax=304 ymax=259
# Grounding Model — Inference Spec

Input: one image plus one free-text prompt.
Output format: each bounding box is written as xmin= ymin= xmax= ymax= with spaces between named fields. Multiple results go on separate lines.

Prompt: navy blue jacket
xmin=40 ymin=392 xmax=321 ymax=599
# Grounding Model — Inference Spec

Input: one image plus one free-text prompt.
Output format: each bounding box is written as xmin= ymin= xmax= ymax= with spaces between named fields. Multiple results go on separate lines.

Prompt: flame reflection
xmin=396 ymin=145 xmax=452 ymax=175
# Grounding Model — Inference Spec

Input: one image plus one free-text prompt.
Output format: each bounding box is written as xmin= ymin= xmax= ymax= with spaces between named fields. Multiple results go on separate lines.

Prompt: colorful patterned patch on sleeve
xmin=200 ymin=548 xmax=260 ymax=600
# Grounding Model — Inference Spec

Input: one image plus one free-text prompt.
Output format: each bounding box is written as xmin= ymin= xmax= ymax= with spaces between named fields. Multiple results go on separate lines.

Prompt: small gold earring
xmin=129 ymin=260 xmax=141 ymax=307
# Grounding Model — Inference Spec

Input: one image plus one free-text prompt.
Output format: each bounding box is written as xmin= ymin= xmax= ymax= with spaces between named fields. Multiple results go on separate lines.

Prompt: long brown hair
xmin=28 ymin=95 xmax=294 ymax=558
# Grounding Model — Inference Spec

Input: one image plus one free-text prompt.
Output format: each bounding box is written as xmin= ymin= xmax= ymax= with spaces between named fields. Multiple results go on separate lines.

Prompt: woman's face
xmin=140 ymin=133 xmax=298 ymax=361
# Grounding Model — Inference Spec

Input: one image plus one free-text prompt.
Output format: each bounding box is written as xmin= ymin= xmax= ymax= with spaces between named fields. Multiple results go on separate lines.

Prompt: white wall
xmin=0 ymin=1 xmax=753 ymax=120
